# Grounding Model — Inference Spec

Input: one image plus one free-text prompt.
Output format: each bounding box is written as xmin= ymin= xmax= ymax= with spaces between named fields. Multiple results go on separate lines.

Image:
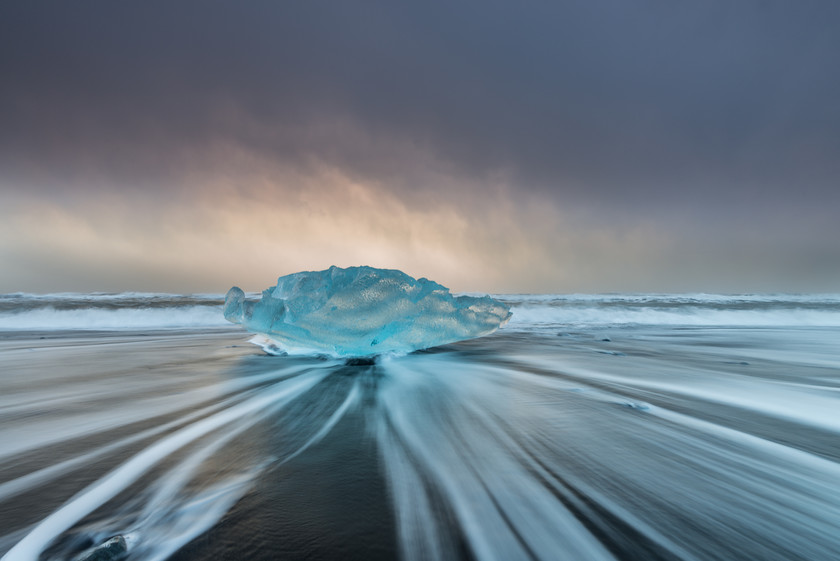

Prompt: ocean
xmin=1 ymin=293 xmax=839 ymax=561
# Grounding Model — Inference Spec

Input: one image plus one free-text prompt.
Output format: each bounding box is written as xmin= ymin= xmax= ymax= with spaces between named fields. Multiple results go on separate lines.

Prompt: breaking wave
xmin=0 ymin=294 xmax=229 ymax=331
xmin=0 ymin=307 xmax=229 ymax=331
xmin=501 ymin=293 xmax=840 ymax=328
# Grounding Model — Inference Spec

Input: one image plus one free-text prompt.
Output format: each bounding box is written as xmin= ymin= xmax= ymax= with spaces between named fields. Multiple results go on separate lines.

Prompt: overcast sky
xmin=2 ymin=1 xmax=839 ymax=293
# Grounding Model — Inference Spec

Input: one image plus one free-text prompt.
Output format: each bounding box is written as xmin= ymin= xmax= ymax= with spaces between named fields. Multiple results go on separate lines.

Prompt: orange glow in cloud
xmin=0 ymin=155 xmax=673 ymax=294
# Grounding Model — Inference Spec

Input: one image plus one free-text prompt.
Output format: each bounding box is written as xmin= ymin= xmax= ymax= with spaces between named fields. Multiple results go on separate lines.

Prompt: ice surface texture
xmin=224 ymin=266 xmax=511 ymax=356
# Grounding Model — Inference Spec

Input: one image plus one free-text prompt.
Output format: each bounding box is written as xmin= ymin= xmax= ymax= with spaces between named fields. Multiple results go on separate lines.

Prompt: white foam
xmin=0 ymin=306 xmax=228 ymax=331
xmin=506 ymin=304 xmax=840 ymax=328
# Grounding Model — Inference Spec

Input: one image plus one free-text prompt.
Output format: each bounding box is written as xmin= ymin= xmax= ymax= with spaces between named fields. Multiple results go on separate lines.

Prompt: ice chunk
xmin=224 ymin=266 xmax=511 ymax=357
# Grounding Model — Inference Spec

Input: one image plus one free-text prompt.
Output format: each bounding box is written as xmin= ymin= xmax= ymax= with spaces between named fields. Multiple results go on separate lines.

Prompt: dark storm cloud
xmin=3 ymin=0 xmax=840 ymax=207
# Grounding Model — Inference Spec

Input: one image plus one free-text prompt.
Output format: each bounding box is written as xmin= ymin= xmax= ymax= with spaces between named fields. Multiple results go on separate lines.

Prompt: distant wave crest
xmin=2 ymin=292 xmax=840 ymax=331
xmin=0 ymin=293 xmax=229 ymax=330
xmin=502 ymin=294 xmax=840 ymax=328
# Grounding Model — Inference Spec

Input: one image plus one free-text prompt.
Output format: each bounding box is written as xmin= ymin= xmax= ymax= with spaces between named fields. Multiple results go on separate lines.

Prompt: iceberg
xmin=224 ymin=266 xmax=511 ymax=357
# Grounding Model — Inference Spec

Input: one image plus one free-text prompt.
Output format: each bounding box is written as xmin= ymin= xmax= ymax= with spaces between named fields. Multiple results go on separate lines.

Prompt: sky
xmin=2 ymin=1 xmax=839 ymax=294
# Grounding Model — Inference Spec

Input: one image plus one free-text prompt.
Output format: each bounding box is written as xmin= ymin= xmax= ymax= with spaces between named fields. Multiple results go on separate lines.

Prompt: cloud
xmin=3 ymin=1 xmax=840 ymax=202
xmin=1 ymin=1 xmax=839 ymax=291
xmin=0 ymin=151 xmax=682 ymax=293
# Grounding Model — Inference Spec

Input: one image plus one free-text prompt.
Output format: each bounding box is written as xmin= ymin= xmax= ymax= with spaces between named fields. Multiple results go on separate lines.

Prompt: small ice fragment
xmin=225 ymin=266 xmax=511 ymax=357
xmin=616 ymin=401 xmax=651 ymax=411
xmin=72 ymin=535 xmax=128 ymax=561
xmin=596 ymin=350 xmax=626 ymax=356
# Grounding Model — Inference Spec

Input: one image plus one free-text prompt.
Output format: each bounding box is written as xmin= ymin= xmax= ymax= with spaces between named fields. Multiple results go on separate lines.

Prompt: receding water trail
xmin=371 ymin=348 xmax=840 ymax=561
xmin=382 ymin=355 xmax=840 ymax=560
xmin=4 ymin=367 xmax=332 ymax=561
xmin=376 ymin=357 xmax=615 ymax=561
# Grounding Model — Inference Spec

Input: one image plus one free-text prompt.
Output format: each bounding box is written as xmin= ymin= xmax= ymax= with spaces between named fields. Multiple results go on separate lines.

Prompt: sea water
xmin=1 ymin=293 xmax=839 ymax=560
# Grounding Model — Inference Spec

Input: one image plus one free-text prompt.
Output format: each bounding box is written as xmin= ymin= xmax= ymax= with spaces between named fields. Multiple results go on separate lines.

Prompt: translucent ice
xmin=224 ymin=266 xmax=511 ymax=356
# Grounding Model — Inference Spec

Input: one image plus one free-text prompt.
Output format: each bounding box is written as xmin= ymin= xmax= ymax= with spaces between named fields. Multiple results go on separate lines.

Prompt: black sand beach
xmin=2 ymin=295 xmax=840 ymax=560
